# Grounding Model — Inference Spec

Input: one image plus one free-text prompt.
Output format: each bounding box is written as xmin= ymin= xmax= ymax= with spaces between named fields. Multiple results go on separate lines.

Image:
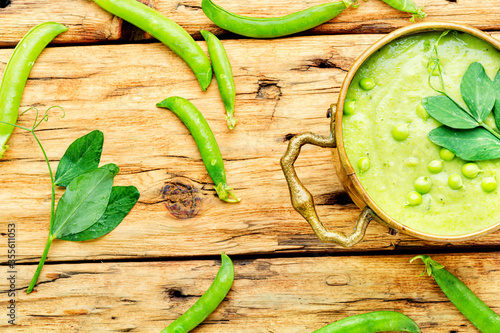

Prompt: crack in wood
xmin=175 ymin=2 xmax=202 ymax=11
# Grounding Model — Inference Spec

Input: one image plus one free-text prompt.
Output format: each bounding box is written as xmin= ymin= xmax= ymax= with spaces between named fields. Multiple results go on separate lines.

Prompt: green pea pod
xmin=412 ymin=255 xmax=500 ymax=332
xmin=162 ymin=253 xmax=234 ymax=333
xmin=201 ymin=0 xmax=352 ymax=39
xmin=93 ymin=0 xmax=212 ymax=91
xmin=200 ymin=30 xmax=237 ymax=130
xmin=313 ymin=311 xmax=421 ymax=333
xmin=0 ymin=22 xmax=67 ymax=158
xmin=156 ymin=96 xmax=240 ymax=203
xmin=380 ymin=0 xmax=426 ymax=22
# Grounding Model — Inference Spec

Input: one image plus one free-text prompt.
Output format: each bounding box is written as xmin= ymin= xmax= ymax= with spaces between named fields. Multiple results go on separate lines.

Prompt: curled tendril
xmin=427 ymin=30 xmax=450 ymax=95
xmin=19 ymin=105 xmax=66 ymax=131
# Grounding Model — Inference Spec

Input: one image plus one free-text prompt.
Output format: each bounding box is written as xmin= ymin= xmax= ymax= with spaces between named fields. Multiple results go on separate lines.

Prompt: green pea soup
xmin=342 ymin=31 xmax=500 ymax=236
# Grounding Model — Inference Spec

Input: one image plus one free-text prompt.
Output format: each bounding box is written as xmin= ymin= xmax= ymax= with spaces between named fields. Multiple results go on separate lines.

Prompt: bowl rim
xmin=334 ymin=21 xmax=500 ymax=242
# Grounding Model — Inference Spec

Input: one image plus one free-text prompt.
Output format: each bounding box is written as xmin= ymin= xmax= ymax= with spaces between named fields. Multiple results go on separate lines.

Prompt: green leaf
xmin=58 ymin=186 xmax=139 ymax=242
xmin=99 ymin=163 xmax=120 ymax=176
xmin=460 ymin=62 xmax=495 ymax=122
xmin=428 ymin=126 xmax=500 ymax=161
xmin=422 ymin=96 xmax=478 ymax=129
xmin=51 ymin=168 xmax=114 ymax=238
xmin=493 ymin=69 xmax=500 ymax=130
xmin=54 ymin=130 xmax=104 ymax=187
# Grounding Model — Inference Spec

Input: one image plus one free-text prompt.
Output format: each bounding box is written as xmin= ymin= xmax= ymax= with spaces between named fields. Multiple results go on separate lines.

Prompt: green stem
xmin=31 ymin=130 xmax=56 ymax=224
xmin=26 ymin=235 xmax=54 ymax=293
xmin=26 ymin=131 xmax=57 ymax=293
xmin=481 ymin=123 xmax=500 ymax=140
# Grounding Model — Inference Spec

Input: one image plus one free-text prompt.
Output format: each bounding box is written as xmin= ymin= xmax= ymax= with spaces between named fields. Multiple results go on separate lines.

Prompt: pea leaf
xmin=460 ymin=62 xmax=495 ymax=122
xmin=422 ymin=96 xmax=478 ymax=129
xmin=99 ymin=163 xmax=120 ymax=176
xmin=493 ymin=69 xmax=500 ymax=130
xmin=58 ymin=186 xmax=139 ymax=242
xmin=55 ymin=130 xmax=104 ymax=187
xmin=428 ymin=126 xmax=500 ymax=161
xmin=51 ymin=168 xmax=114 ymax=238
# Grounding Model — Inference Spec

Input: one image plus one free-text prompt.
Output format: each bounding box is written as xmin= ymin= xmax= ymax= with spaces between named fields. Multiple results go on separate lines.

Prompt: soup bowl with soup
xmin=282 ymin=22 xmax=500 ymax=247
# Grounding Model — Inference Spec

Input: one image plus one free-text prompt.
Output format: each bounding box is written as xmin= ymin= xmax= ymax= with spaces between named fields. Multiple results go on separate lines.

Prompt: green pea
xmin=439 ymin=148 xmax=455 ymax=161
xmin=344 ymin=100 xmax=356 ymax=115
xmin=414 ymin=176 xmax=432 ymax=194
xmin=462 ymin=163 xmax=481 ymax=179
xmin=416 ymin=102 xmax=429 ymax=120
xmin=359 ymin=77 xmax=376 ymax=91
xmin=427 ymin=160 xmax=443 ymax=174
xmin=481 ymin=177 xmax=497 ymax=193
xmin=357 ymin=156 xmax=370 ymax=173
xmin=392 ymin=123 xmax=409 ymax=141
xmin=448 ymin=173 xmax=463 ymax=190
xmin=406 ymin=191 xmax=422 ymax=206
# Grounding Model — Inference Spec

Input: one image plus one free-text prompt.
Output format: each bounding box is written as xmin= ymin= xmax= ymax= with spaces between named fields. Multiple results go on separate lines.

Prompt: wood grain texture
xmin=1 ymin=253 xmax=498 ymax=332
xmin=0 ymin=0 xmax=121 ymax=46
xmin=3 ymin=33 xmax=500 ymax=263
xmin=2 ymin=0 xmax=500 ymax=45
xmin=149 ymin=0 xmax=500 ymax=39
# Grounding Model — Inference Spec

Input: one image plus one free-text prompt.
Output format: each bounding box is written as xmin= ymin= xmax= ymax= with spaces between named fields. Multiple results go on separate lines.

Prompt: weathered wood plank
xmin=2 ymin=34 xmax=500 ymax=263
xmin=1 ymin=253 xmax=498 ymax=331
xmin=148 ymin=0 xmax=500 ymax=39
xmin=2 ymin=0 xmax=500 ymax=45
xmin=0 ymin=0 xmax=121 ymax=46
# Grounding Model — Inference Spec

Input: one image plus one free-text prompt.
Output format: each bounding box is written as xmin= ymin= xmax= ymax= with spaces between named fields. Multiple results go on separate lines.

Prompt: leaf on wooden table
xmin=51 ymin=168 xmax=114 ymax=238
xmin=428 ymin=126 xmax=500 ymax=161
xmin=54 ymin=130 xmax=104 ymax=187
xmin=59 ymin=186 xmax=140 ymax=242
xmin=460 ymin=62 xmax=495 ymax=122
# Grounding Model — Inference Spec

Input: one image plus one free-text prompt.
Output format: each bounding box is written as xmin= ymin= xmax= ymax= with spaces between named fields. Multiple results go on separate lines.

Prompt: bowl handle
xmin=280 ymin=125 xmax=373 ymax=247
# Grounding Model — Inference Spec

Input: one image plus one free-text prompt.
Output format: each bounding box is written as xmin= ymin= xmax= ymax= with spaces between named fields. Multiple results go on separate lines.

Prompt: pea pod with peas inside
xmin=0 ymin=22 xmax=68 ymax=158
xmin=201 ymin=0 xmax=353 ymax=39
xmin=93 ymin=0 xmax=212 ymax=91
xmin=162 ymin=253 xmax=234 ymax=333
xmin=412 ymin=255 xmax=500 ymax=332
xmin=156 ymin=96 xmax=240 ymax=203
xmin=200 ymin=30 xmax=237 ymax=130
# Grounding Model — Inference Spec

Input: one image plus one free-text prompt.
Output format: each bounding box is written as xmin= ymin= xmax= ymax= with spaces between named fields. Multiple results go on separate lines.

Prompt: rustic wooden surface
xmin=1 ymin=0 xmax=499 ymax=331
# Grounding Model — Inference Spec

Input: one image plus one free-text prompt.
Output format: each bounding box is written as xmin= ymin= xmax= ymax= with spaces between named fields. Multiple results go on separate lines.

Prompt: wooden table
xmin=1 ymin=0 xmax=499 ymax=331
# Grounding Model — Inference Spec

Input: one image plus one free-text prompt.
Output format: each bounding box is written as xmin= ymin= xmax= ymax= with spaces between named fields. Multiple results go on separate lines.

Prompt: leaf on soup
xmin=51 ymin=168 xmax=114 ymax=238
xmin=55 ymin=130 xmax=104 ymax=187
xmin=58 ymin=186 xmax=139 ymax=242
xmin=428 ymin=126 xmax=500 ymax=161
xmin=422 ymin=96 xmax=478 ymax=129
xmin=460 ymin=62 xmax=495 ymax=122
xmin=493 ymin=69 xmax=500 ymax=130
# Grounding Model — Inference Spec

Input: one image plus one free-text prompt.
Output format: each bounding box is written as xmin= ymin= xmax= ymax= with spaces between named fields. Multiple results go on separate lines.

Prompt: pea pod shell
xmin=413 ymin=255 xmax=500 ymax=333
xmin=0 ymin=22 xmax=68 ymax=158
xmin=162 ymin=253 xmax=234 ymax=332
xmin=93 ymin=0 xmax=212 ymax=91
xmin=200 ymin=30 xmax=237 ymax=129
xmin=380 ymin=0 xmax=426 ymax=20
xmin=156 ymin=97 xmax=239 ymax=203
xmin=313 ymin=311 xmax=421 ymax=333
xmin=202 ymin=0 xmax=349 ymax=39
xmin=157 ymin=96 xmax=226 ymax=184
